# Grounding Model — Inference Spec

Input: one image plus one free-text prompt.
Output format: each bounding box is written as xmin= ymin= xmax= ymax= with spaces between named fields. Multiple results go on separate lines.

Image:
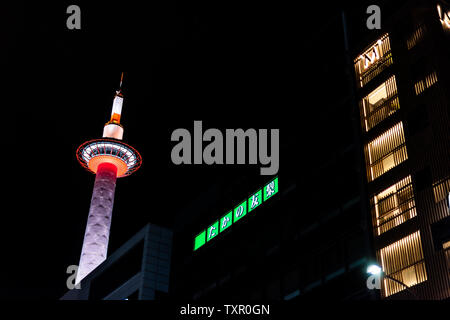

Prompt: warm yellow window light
xmin=365 ymin=122 xmax=408 ymax=181
xmin=372 ymin=176 xmax=417 ymax=235
xmin=378 ymin=231 xmax=427 ymax=297
xmin=354 ymin=34 xmax=392 ymax=88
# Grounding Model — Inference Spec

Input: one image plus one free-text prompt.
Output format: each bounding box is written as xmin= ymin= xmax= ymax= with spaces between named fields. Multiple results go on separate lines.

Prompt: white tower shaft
xmin=76 ymin=162 xmax=117 ymax=284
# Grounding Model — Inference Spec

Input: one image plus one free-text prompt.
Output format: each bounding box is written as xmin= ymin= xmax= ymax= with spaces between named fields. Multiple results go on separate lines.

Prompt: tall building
xmin=352 ymin=0 xmax=450 ymax=299
xmin=75 ymin=73 xmax=142 ymax=283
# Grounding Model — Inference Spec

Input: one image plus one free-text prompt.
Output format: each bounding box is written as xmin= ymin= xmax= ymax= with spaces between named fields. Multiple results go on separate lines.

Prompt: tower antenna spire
xmin=119 ymin=72 xmax=124 ymax=92
xmin=101 ymin=72 xmax=126 ymax=134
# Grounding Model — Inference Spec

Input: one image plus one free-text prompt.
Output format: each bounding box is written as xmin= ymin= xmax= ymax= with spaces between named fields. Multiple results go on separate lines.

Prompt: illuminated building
xmin=353 ymin=1 xmax=450 ymax=299
xmin=75 ymin=73 xmax=142 ymax=284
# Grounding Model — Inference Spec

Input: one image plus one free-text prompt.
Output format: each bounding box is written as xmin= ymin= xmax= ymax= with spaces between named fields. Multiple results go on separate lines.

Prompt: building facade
xmin=61 ymin=224 xmax=172 ymax=300
xmin=169 ymin=124 xmax=373 ymax=301
xmin=353 ymin=0 xmax=450 ymax=299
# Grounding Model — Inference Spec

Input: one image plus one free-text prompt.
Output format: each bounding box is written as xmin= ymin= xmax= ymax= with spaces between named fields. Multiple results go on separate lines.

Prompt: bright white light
xmin=367 ymin=264 xmax=382 ymax=275
xmin=112 ymin=95 xmax=123 ymax=116
xmin=103 ymin=123 xmax=124 ymax=140
xmin=81 ymin=141 xmax=138 ymax=167
xmin=448 ymin=192 xmax=450 ymax=208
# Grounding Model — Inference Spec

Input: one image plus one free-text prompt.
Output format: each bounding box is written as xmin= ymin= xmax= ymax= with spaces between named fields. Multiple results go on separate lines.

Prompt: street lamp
xmin=367 ymin=264 xmax=382 ymax=275
xmin=366 ymin=263 xmax=418 ymax=299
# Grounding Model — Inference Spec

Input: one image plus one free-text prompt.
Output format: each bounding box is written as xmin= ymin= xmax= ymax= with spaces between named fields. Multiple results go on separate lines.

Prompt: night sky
xmin=1 ymin=0 xmax=401 ymax=299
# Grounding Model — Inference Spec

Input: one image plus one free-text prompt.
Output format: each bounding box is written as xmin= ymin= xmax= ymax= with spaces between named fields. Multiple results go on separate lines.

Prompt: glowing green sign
xmin=207 ymin=220 xmax=219 ymax=242
xmin=263 ymin=177 xmax=278 ymax=201
xmin=248 ymin=189 xmax=262 ymax=212
xmin=193 ymin=176 xmax=279 ymax=251
xmin=194 ymin=230 xmax=206 ymax=251
xmin=233 ymin=201 xmax=247 ymax=222
xmin=220 ymin=211 xmax=232 ymax=232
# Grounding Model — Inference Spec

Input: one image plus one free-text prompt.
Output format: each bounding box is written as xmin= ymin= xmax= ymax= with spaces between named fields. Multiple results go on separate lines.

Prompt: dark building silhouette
xmin=62 ymin=224 xmax=172 ymax=300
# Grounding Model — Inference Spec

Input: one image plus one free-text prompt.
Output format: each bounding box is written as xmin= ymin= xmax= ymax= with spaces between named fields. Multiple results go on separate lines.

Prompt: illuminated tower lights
xmin=75 ymin=73 xmax=142 ymax=284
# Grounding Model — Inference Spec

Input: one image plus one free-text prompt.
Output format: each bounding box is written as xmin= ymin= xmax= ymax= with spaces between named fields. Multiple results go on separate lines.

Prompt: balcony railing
xmin=362 ymin=96 xmax=400 ymax=132
xmin=371 ymin=176 xmax=417 ymax=235
xmin=365 ymin=122 xmax=408 ymax=182
xmin=377 ymin=231 xmax=427 ymax=298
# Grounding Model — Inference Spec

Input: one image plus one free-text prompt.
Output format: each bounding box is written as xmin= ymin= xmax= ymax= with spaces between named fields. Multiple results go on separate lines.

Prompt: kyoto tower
xmin=75 ymin=73 xmax=142 ymax=283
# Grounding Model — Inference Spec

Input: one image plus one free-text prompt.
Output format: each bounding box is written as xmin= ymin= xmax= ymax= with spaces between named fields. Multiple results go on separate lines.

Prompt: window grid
xmin=81 ymin=141 xmax=137 ymax=166
xmin=371 ymin=176 xmax=417 ymax=236
xmin=354 ymin=34 xmax=392 ymax=88
xmin=360 ymin=75 xmax=400 ymax=132
xmin=414 ymin=71 xmax=437 ymax=95
xmin=407 ymin=24 xmax=426 ymax=50
xmin=378 ymin=231 xmax=427 ymax=297
xmin=433 ymin=178 xmax=450 ymax=203
xmin=364 ymin=122 xmax=408 ymax=182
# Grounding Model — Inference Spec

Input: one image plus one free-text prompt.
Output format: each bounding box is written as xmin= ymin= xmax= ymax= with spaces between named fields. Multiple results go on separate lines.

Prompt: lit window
xmin=406 ymin=24 xmax=426 ymax=50
xmin=414 ymin=71 xmax=437 ymax=95
xmin=443 ymin=240 xmax=450 ymax=250
xmin=365 ymin=122 xmax=408 ymax=182
xmin=354 ymin=34 xmax=392 ymax=88
xmin=432 ymin=178 xmax=450 ymax=204
xmin=437 ymin=4 xmax=450 ymax=29
xmin=371 ymin=176 xmax=417 ymax=235
xmin=360 ymin=76 xmax=399 ymax=131
xmin=378 ymin=231 xmax=427 ymax=297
